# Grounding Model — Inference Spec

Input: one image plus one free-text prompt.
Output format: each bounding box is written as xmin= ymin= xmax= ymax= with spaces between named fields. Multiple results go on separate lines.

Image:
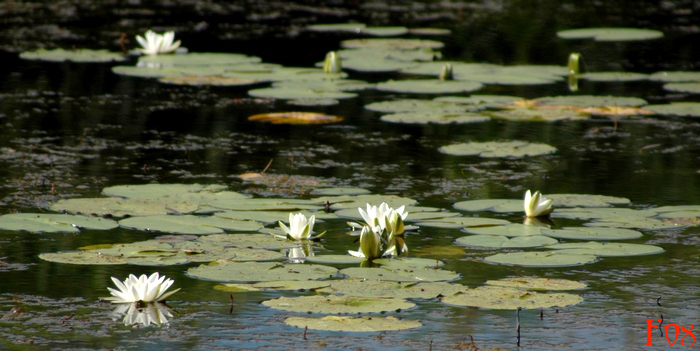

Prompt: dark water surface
xmin=1 ymin=1 xmax=700 ymax=350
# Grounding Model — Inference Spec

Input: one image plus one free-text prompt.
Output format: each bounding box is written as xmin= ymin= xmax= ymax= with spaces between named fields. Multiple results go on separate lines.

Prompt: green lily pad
xmin=535 ymin=95 xmax=648 ymax=107
xmin=584 ymin=217 xmax=679 ymax=229
xmin=364 ymin=99 xmax=469 ymax=114
xmin=375 ymin=79 xmax=483 ymax=94
xmin=39 ymin=251 xmax=127 ymax=265
xmin=442 ymin=286 xmax=583 ymax=310
xmin=557 ymin=28 xmax=664 ymax=41
xmin=198 ymin=234 xmax=299 ymax=250
xmin=381 ymin=112 xmax=490 ymax=124
xmin=158 ymin=75 xmax=259 ymax=86
xmin=125 ymin=256 xmax=190 ymax=266
xmin=649 ymin=71 xmax=700 ymax=82
xmin=111 ymin=65 xmax=187 ymax=78
xmin=305 ymin=255 xmax=366 ymax=265
xmin=341 ymin=38 xmax=444 ymax=50
xmin=453 ymin=199 xmax=521 ymax=212
xmin=223 ymin=66 xmax=346 ymax=83
xmin=484 ymin=251 xmax=598 ymax=267
xmin=464 ymin=224 xmax=549 ymax=237
xmin=400 ymin=62 xmax=499 ymax=77
xmin=337 ymin=47 xmax=437 ymax=63
xmin=316 ymin=279 xmax=466 ymax=299
xmin=645 ymin=102 xmax=700 ymax=117
xmin=578 ymin=72 xmax=649 ymax=81
xmin=285 ymin=316 xmax=422 ymax=332
xmin=119 ymin=215 xmax=262 ymax=234
xmin=287 ymin=98 xmax=340 ymax=106
xmin=439 ymin=141 xmax=557 ymax=158
xmin=409 ymin=28 xmax=452 ymax=35
xmin=541 ymin=227 xmax=642 ymax=240
xmin=0 ymin=213 xmax=118 ymax=233
xmin=306 ymin=23 xmax=366 ymax=32
xmin=50 ymin=197 xmax=198 ymax=217
xmin=253 ymin=280 xmax=332 ymax=291
xmin=547 ymin=242 xmax=664 ymax=257
xmin=340 ymin=266 xmax=459 ymax=282
xmin=372 ymin=257 xmax=445 ymax=269
xmin=248 ymin=87 xmax=357 ymax=100
xmin=654 ymin=205 xmax=700 ymax=218
xmin=489 ymin=109 xmax=588 ymax=122
xmin=485 ymin=277 xmax=587 ymax=290
xmin=663 ymin=83 xmax=700 ymax=94
xmin=137 ymin=52 xmax=261 ymax=67
xmin=326 ymin=194 xmax=417 ymax=210
xmin=433 ymin=95 xmax=524 ymax=108
xmin=416 ymin=217 xmax=511 ymax=228
xmin=187 ymin=261 xmax=338 ymax=282
xmin=312 ymin=187 xmax=372 ymax=196
xmin=273 ymin=79 xmax=373 ymax=92
xmin=360 ymin=26 xmax=409 ymax=36
xmin=340 ymin=58 xmax=420 ymax=73
xmin=455 ymin=68 xmax=561 ymax=85
xmin=262 ymin=295 xmax=415 ymax=314
xmin=214 ymin=210 xmax=335 ymax=224
xmin=546 ymin=194 xmax=631 ymax=207
xmin=456 ymin=235 xmax=558 ymax=248
xmin=20 ymin=48 xmax=127 ymax=62
xmin=552 ymin=207 xmax=656 ymax=219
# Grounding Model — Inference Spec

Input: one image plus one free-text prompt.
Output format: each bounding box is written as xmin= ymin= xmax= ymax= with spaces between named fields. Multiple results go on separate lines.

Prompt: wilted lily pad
xmin=285 ymin=316 xmax=422 ymax=332
xmin=20 ymin=48 xmax=127 ymax=62
xmin=0 ymin=213 xmax=118 ymax=233
xmin=316 ymin=279 xmax=466 ymax=299
xmin=262 ymin=295 xmax=415 ymax=314
xmin=557 ymin=28 xmax=664 ymax=41
xmin=646 ymin=102 xmax=700 ymax=117
xmin=442 ymin=285 xmax=583 ymax=310
xmin=187 ymin=261 xmax=338 ymax=282
xmin=485 ymin=277 xmax=587 ymax=290
xmin=119 ymin=215 xmax=262 ymax=234
xmin=248 ymin=112 xmax=343 ymax=124
xmin=484 ymin=251 xmax=598 ymax=267
xmin=456 ymin=235 xmax=557 ymax=248
xmin=541 ymin=227 xmax=642 ymax=240
xmin=381 ymin=112 xmax=490 ymax=124
xmin=439 ymin=141 xmax=557 ymax=158
xmin=375 ymin=79 xmax=483 ymax=94
xmin=547 ymin=242 xmax=665 ymax=257
xmin=340 ymin=266 xmax=459 ymax=282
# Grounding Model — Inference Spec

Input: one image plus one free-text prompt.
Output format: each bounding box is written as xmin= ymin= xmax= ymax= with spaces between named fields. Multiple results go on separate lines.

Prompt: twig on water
xmin=516 ymin=307 xmax=522 ymax=348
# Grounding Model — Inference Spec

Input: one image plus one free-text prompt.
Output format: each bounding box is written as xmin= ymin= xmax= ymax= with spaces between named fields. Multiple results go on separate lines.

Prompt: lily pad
xmin=0 ymin=213 xmax=118 ymax=233
xmin=485 ymin=277 xmax=587 ymax=291
xmin=341 ymin=38 xmax=444 ymax=50
xmin=442 ymin=286 xmax=583 ymax=310
xmin=464 ymin=223 xmax=550 ymax=237
xmin=456 ymin=235 xmax=558 ymax=248
xmin=484 ymin=251 xmax=598 ymax=267
xmin=439 ymin=141 xmax=557 ymax=158
xmin=380 ymin=112 xmax=490 ymax=124
xmin=316 ymin=279 xmax=466 ymax=299
xmin=548 ymin=242 xmax=664 ymax=257
xmin=50 ymin=197 xmax=198 ymax=217
xmin=119 ymin=215 xmax=262 ymax=234
xmin=364 ymin=99 xmax=469 ymax=113
xmin=198 ymin=233 xmax=299 ymax=250
xmin=187 ymin=261 xmax=338 ymax=282
xmin=535 ymin=95 xmax=648 ymax=108
xmin=541 ymin=227 xmax=642 ymax=240
xmin=375 ymin=79 xmax=483 ymax=94
xmin=158 ymin=75 xmax=259 ymax=86
xmin=287 ymin=98 xmax=340 ymax=106
xmin=312 ymin=187 xmax=371 ymax=196
xmin=262 ymin=295 xmax=415 ymax=314
xmin=104 ymin=183 xmax=231 ymax=198
xmin=489 ymin=109 xmax=588 ymax=122
xmin=649 ymin=71 xmax=700 ymax=82
xmin=285 ymin=316 xmax=422 ymax=332
xmin=578 ymin=72 xmax=649 ymax=81
xmin=453 ymin=199 xmax=521 ymax=212
xmin=327 ymin=194 xmax=417 ymax=210
xmin=416 ymin=217 xmax=511 ymax=228
xmin=248 ymin=87 xmax=357 ymax=100
xmin=663 ymin=83 xmax=700 ymax=94
xmin=253 ymin=280 xmax=332 ymax=291
xmin=372 ymin=257 xmax=445 ymax=269
xmin=306 ymin=23 xmax=367 ymax=32
xmin=556 ymin=28 xmax=664 ymax=41
xmin=546 ymin=194 xmax=631 ymax=207
xmin=137 ymin=52 xmax=261 ymax=67
xmin=248 ymin=112 xmax=344 ymax=124
xmin=305 ymin=255 xmax=366 ymax=265
xmin=584 ymin=217 xmax=679 ymax=229
xmin=434 ymin=95 xmax=524 ymax=108
xmin=455 ymin=68 xmax=561 ymax=85
xmin=39 ymin=251 xmax=127 ymax=265
xmin=339 ymin=266 xmax=459 ymax=282
xmin=214 ymin=210 xmax=335 ymax=224
xmin=20 ymin=48 xmax=127 ymax=62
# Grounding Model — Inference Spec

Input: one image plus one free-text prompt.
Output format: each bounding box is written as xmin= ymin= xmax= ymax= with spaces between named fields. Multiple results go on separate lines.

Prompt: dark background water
xmin=1 ymin=1 xmax=700 ymax=350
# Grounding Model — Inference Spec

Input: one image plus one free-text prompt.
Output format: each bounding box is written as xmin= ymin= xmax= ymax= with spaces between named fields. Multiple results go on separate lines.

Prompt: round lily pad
xmin=341 ymin=38 xmax=444 ymax=50
xmin=541 ymin=227 xmax=642 ymax=240
xmin=340 ymin=266 xmax=459 ymax=282
xmin=119 ymin=215 xmax=262 ymax=234
xmin=187 ymin=261 xmax=338 ymax=282
xmin=547 ymin=242 xmax=665 ymax=257
xmin=442 ymin=286 xmax=584 ymax=310
xmin=434 ymin=95 xmax=524 ymax=108
xmin=556 ymin=28 xmax=664 ymax=41
xmin=103 ymin=183 xmax=231 ymax=199
xmin=380 ymin=112 xmax=490 ymax=124
xmin=262 ymin=295 xmax=415 ymax=314
xmin=305 ymin=255 xmax=366 ymax=265
xmin=111 ymin=65 xmax=185 ymax=78
xmin=20 ymin=48 xmax=127 ymax=62
xmin=39 ymin=251 xmax=127 ymax=265
xmin=364 ymin=99 xmax=469 ymax=113
xmin=214 ymin=210 xmax=335 ymax=224
xmin=316 ymin=279 xmax=466 ymax=299
xmin=137 ymin=52 xmax=261 ymax=67
xmin=416 ymin=217 xmax=511 ymax=228
xmin=198 ymin=234 xmax=299 ymax=250
xmin=663 ymin=82 xmax=700 ymax=94
xmin=375 ymin=79 xmax=483 ymax=94
xmin=0 ymin=213 xmax=118 ymax=233
xmin=578 ymin=72 xmax=649 ymax=81
xmin=484 ymin=251 xmax=598 ymax=267
xmin=464 ymin=223 xmax=549 ymax=237
xmin=312 ymin=187 xmax=371 ymax=196
xmin=489 ymin=109 xmax=588 ymax=122
xmin=248 ymin=87 xmax=357 ymax=100
xmin=455 ymin=69 xmax=561 ymax=85
xmin=253 ymin=280 xmax=332 ymax=291
xmin=158 ymin=75 xmax=259 ymax=86
xmin=646 ymin=102 xmax=700 ymax=117
xmin=439 ymin=141 xmax=557 ymax=158
xmin=584 ymin=217 xmax=678 ymax=230
xmin=456 ymin=235 xmax=557 ymax=248
xmin=453 ymin=199 xmax=521 ymax=212
xmin=287 ymin=98 xmax=340 ymax=106
xmin=649 ymin=71 xmax=700 ymax=82
xmin=546 ymin=194 xmax=630 ymax=207
xmin=248 ymin=112 xmax=343 ymax=124
xmin=285 ymin=316 xmax=421 ymax=332
xmin=306 ymin=23 xmax=366 ymax=32
xmin=485 ymin=277 xmax=587 ymax=290
xmin=535 ymin=95 xmax=648 ymax=108
xmin=373 ymin=257 xmax=445 ymax=269
xmin=50 ymin=197 xmax=198 ymax=217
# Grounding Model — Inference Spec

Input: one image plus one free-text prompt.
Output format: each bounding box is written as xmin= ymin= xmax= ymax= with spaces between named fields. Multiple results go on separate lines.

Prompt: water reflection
xmin=111 ymin=302 xmax=173 ymax=327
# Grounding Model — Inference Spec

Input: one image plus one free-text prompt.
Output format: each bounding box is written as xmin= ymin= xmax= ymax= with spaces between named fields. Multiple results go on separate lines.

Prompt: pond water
xmin=1 ymin=1 xmax=700 ymax=350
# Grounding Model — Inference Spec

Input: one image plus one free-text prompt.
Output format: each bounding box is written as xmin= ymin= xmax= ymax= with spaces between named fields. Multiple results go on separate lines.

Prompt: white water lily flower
xmin=113 ymin=302 xmax=173 ymax=327
xmin=102 ymin=272 xmax=180 ymax=303
xmin=357 ymin=202 xmax=408 ymax=234
xmin=524 ymin=190 xmax=554 ymax=218
xmin=278 ymin=213 xmax=316 ymax=240
xmin=136 ymin=30 xmax=181 ymax=55
xmin=348 ymin=225 xmax=383 ymax=260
